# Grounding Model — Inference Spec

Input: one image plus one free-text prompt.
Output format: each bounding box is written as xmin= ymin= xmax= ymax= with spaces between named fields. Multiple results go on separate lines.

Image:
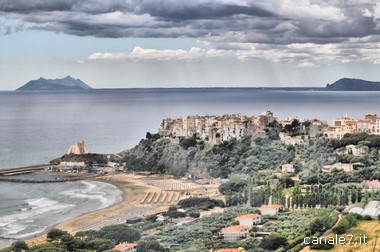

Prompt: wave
xmin=0 ymin=197 xmax=74 ymax=238
xmin=0 ymin=181 xmax=121 ymax=242
xmin=60 ymin=181 xmax=121 ymax=209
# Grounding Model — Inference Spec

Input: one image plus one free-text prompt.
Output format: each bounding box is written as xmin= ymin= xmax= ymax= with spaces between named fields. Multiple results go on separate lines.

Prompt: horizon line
xmin=1 ymin=86 xmax=327 ymax=92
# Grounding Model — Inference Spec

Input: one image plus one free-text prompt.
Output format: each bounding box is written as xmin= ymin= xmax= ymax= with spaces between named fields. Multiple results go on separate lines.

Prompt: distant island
xmin=326 ymin=78 xmax=380 ymax=91
xmin=13 ymin=76 xmax=380 ymax=91
xmin=16 ymin=76 xmax=92 ymax=91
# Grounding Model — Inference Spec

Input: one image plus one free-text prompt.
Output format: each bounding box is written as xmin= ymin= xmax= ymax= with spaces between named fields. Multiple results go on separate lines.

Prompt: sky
xmin=1 ymin=0 xmax=380 ymax=89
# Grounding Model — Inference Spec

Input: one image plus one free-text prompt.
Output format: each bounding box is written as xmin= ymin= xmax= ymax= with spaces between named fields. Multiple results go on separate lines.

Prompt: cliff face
xmin=326 ymin=78 xmax=380 ymax=91
xmin=120 ymin=135 xmax=292 ymax=178
xmin=120 ymin=138 xmax=214 ymax=177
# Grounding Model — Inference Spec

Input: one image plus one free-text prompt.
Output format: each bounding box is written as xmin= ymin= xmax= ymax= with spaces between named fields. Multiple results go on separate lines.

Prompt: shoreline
xmin=1 ymin=172 xmax=213 ymax=249
xmin=20 ymin=173 xmax=158 ymax=248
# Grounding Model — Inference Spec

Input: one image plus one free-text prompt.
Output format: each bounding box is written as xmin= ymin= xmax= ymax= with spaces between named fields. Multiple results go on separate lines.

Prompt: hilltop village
xmin=5 ymin=112 xmax=380 ymax=252
xmin=159 ymin=111 xmax=380 ymax=144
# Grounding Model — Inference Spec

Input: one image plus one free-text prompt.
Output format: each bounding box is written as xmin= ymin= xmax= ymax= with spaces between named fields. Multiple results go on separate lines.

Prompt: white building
xmin=258 ymin=204 xmax=282 ymax=216
xmin=113 ymin=242 xmax=137 ymax=252
xmin=281 ymin=163 xmax=294 ymax=173
xmin=59 ymin=161 xmax=86 ymax=167
xmin=220 ymin=225 xmax=249 ymax=242
xmin=235 ymin=213 xmax=261 ymax=228
xmin=322 ymin=163 xmax=353 ymax=173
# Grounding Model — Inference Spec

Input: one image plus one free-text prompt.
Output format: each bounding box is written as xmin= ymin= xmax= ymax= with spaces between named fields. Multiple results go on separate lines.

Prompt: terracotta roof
xmin=368 ymin=180 xmax=380 ymax=185
xmin=221 ymin=225 xmax=249 ymax=233
xmin=259 ymin=204 xmax=282 ymax=210
xmin=113 ymin=242 xmax=137 ymax=251
xmin=344 ymin=120 xmax=358 ymax=124
xmin=282 ymin=163 xmax=293 ymax=167
xmin=214 ymin=249 xmax=239 ymax=252
xmin=235 ymin=213 xmax=261 ymax=220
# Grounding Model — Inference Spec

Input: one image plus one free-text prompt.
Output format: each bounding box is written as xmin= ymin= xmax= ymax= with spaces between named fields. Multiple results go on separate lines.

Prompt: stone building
xmin=67 ymin=140 xmax=88 ymax=155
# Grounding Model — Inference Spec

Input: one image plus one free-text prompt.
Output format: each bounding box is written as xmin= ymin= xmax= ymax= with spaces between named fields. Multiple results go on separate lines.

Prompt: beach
xmin=23 ymin=173 xmax=158 ymax=247
xmin=1 ymin=171 xmax=220 ymax=249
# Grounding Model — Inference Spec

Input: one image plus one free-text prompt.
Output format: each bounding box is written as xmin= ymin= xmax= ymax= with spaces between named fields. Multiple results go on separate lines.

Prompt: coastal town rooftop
xmin=220 ymin=225 xmax=249 ymax=233
xmin=113 ymin=242 xmax=137 ymax=252
xmin=235 ymin=213 xmax=261 ymax=220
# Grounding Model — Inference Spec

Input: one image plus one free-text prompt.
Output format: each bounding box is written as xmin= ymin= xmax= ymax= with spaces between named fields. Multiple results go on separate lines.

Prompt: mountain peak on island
xmin=16 ymin=76 xmax=92 ymax=91
xmin=326 ymin=78 xmax=380 ymax=91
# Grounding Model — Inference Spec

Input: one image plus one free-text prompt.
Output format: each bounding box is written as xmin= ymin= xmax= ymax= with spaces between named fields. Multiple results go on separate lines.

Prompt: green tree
xmin=309 ymin=218 xmax=324 ymax=233
xmin=260 ymin=235 xmax=288 ymax=250
xmin=332 ymin=218 xmax=349 ymax=234
xmin=86 ymin=238 xmax=115 ymax=251
xmin=60 ymin=234 xmax=83 ymax=252
xmin=97 ymin=225 xmax=141 ymax=243
xmin=9 ymin=240 xmax=29 ymax=252
xmin=146 ymin=132 xmax=152 ymax=139
xmin=47 ymin=229 xmax=69 ymax=241
xmin=136 ymin=238 xmax=166 ymax=252
xmin=351 ymin=189 xmax=357 ymax=204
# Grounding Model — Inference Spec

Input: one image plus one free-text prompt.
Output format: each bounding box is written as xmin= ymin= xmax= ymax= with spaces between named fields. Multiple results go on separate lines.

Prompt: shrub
xmin=260 ymin=235 xmax=288 ymax=250
xmin=47 ymin=229 xmax=69 ymax=241
xmin=178 ymin=197 xmax=225 ymax=210
xmin=310 ymin=243 xmax=334 ymax=250
xmin=179 ymin=136 xmax=197 ymax=150
xmin=9 ymin=240 xmax=29 ymax=252
xmin=363 ymin=215 xmax=373 ymax=220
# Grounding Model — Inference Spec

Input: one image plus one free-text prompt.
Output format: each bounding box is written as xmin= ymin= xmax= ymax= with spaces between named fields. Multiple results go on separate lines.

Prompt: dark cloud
xmin=1 ymin=0 xmax=380 ymax=47
xmin=133 ymin=1 xmax=275 ymax=20
xmin=0 ymin=0 xmax=76 ymax=12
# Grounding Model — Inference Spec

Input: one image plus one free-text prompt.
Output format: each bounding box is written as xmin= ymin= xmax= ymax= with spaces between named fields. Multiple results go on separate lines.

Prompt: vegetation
xmin=177 ymin=197 xmax=225 ymax=210
xmin=259 ymin=234 xmax=288 ymax=250
xmin=76 ymin=224 xmax=141 ymax=244
xmin=4 ymin=225 xmax=142 ymax=252
xmin=0 ymin=241 xmax=29 ymax=252
xmin=309 ymin=220 xmax=380 ymax=252
xmin=47 ymin=228 xmax=69 ymax=241
xmin=179 ymin=135 xmax=198 ymax=150
xmin=136 ymin=238 xmax=167 ymax=252
xmin=6 ymin=131 xmax=380 ymax=252
xmin=50 ymin=153 xmax=112 ymax=166
xmin=332 ymin=213 xmax=357 ymax=234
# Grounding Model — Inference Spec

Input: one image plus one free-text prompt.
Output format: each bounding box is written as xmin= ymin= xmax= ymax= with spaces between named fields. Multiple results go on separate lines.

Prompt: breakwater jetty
xmin=0 ymin=176 xmax=84 ymax=183
xmin=0 ymin=164 xmax=102 ymax=183
xmin=0 ymin=164 xmax=50 ymax=176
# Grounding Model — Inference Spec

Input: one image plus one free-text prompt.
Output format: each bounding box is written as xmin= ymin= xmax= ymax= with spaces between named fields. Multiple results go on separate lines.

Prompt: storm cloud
xmin=2 ymin=0 xmax=380 ymax=66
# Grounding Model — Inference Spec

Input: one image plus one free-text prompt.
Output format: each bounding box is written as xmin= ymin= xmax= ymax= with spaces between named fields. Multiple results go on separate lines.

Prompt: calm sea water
xmin=1 ymin=88 xmax=379 ymax=169
xmin=1 ymin=88 xmax=380 ymax=244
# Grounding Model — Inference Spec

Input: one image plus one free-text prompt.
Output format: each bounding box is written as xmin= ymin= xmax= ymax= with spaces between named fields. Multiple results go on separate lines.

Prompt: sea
xmin=0 ymin=88 xmax=380 ymax=245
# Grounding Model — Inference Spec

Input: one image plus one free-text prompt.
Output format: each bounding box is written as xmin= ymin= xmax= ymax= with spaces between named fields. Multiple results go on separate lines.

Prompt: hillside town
xmin=159 ymin=111 xmax=275 ymax=144
xmin=4 ymin=112 xmax=380 ymax=252
xmin=159 ymin=111 xmax=380 ymax=145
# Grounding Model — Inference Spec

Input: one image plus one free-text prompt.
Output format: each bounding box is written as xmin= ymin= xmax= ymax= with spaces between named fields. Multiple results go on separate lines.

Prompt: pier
xmin=0 ymin=164 xmax=50 ymax=176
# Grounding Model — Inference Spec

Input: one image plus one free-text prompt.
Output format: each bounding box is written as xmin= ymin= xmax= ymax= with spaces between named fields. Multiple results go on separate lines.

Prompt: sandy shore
xmin=24 ymin=173 xmax=158 ymax=247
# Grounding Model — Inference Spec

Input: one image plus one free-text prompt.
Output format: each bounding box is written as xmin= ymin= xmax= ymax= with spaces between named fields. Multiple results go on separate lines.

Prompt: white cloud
xmin=87 ymin=47 xmax=229 ymax=61
xmin=87 ymin=52 xmax=129 ymax=60
xmin=297 ymin=62 xmax=319 ymax=68
xmin=269 ymin=0 xmax=346 ymax=22
xmin=86 ymin=38 xmax=380 ymax=67
xmin=373 ymin=3 xmax=380 ymax=19
xmin=362 ymin=8 xmax=373 ymax=17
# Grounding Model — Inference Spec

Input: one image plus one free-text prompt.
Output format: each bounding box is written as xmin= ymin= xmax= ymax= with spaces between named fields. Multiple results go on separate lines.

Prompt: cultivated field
xmin=309 ymin=220 xmax=380 ymax=252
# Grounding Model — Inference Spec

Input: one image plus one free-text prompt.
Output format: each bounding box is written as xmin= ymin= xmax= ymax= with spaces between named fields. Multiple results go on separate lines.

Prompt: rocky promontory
xmin=326 ymin=78 xmax=380 ymax=91
xmin=16 ymin=76 xmax=92 ymax=91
